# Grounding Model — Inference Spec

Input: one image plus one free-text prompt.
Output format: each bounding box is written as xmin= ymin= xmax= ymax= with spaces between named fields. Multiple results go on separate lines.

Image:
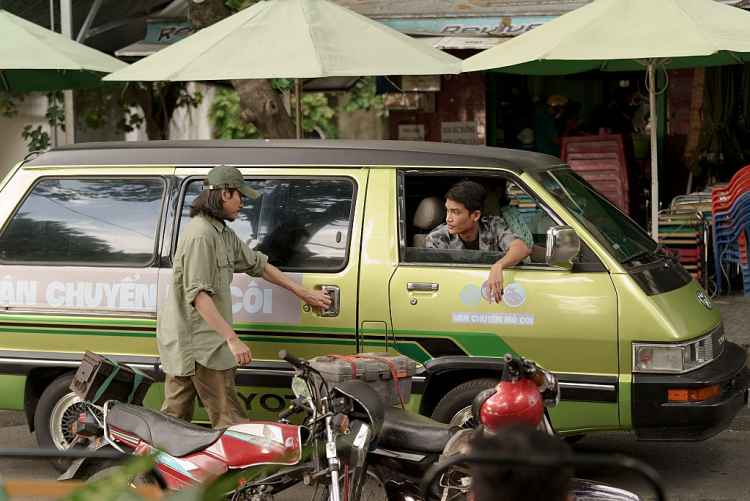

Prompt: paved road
xmin=0 ymin=296 xmax=748 ymax=500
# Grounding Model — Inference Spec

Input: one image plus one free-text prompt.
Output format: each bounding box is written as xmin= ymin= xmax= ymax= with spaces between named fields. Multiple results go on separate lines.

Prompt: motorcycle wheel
xmin=34 ymin=372 xmax=87 ymax=472
xmin=431 ymin=378 xmax=498 ymax=426
xmin=311 ymin=470 xmax=388 ymax=501
xmin=87 ymin=465 xmax=162 ymax=490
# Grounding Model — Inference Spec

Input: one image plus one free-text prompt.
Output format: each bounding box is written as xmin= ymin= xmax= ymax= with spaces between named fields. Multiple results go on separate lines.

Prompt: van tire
xmin=34 ymin=372 xmax=85 ymax=472
xmin=431 ymin=378 xmax=498 ymax=426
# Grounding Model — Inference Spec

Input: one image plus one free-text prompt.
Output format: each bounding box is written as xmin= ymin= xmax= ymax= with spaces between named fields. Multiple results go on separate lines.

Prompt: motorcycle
xmin=63 ymin=351 xmax=643 ymax=501
xmin=362 ymin=354 xmax=644 ymax=501
xmin=62 ymin=350 xmax=383 ymax=501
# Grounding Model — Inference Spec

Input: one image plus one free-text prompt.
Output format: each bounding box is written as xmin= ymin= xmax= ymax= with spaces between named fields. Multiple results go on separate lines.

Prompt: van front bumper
xmin=632 ymin=341 xmax=749 ymax=441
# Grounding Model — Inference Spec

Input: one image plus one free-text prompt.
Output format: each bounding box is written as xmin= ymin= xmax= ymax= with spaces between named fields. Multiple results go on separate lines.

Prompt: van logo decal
xmin=480 ymin=281 xmax=526 ymax=308
xmin=459 ymin=284 xmax=482 ymax=306
xmin=696 ymin=291 xmax=712 ymax=310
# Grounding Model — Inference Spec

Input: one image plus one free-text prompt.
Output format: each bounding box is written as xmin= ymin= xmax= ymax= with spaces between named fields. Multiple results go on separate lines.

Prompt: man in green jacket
xmin=157 ymin=165 xmax=331 ymax=428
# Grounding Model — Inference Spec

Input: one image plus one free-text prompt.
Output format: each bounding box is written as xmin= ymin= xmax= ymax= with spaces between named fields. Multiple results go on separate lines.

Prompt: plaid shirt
xmin=424 ymin=215 xmax=520 ymax=253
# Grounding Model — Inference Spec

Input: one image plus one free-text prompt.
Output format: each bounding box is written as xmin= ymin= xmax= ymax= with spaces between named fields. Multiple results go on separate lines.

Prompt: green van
xmin=0 ymin=140 xmax=746 ymax=461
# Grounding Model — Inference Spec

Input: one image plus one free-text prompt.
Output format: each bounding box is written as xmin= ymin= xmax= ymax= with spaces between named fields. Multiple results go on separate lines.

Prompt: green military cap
xmin=204 ymin=165 xmax=259 ymax=199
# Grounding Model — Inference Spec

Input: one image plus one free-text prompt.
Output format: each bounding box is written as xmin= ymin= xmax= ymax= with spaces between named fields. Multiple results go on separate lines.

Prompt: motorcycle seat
xmin=378 ymin=406 xmax=452 ymax=454
xmin=107 ymin=403 xmax=223 ymax=457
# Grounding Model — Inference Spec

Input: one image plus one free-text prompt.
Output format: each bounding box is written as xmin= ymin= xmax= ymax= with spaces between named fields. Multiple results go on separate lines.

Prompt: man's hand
xmin=488 ymin=262 xmax=505 ymax=304
xmin=301 ymin=288 xmax=333 ymax=310
xmin=228 ymin=337 xmax=252 ymax=366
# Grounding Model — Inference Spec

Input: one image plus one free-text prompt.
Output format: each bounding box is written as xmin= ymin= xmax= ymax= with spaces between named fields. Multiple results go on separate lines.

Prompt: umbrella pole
xmin=295 ymin=78 xmax=302 ymax=139
xmin=648 ymin=62 xmax=659 ymax=241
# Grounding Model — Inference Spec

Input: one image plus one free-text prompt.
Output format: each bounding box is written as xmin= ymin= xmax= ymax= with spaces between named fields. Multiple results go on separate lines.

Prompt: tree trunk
xmin=232 ymin=79 xmax=296 ymax=138
xmin=189 ymin=0 xmax=296 ymax=139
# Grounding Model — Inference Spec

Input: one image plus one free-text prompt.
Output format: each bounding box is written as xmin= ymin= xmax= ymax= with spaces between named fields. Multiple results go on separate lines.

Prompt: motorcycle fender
xmin=57 ymin=457 xmax=87 ymax=481
xmin=207 ymin=422 xmax=305 ymax=468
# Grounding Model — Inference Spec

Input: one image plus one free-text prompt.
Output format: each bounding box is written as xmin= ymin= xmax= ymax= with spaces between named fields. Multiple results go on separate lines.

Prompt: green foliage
xmin=225 ymin=0 xmax=257 ymax=11
xmin=343 ymin=77 xmax=385 ymax=116
xmin=61 ymin=455 xmax=155 ymax=501
xmin=20 ymin=91 xmax=65 ymax=152
xmin=301 ymin=92 xmax=337 ymax=139
xmin=21 ymin=125 xmax=50 ymax=151
xmin=0 ymin=91 xmax=19 ymax=118
xmin=209 ymin=87 xmax=259 ymax=139
xmin=208 ymin=86 xmax=338 ymax=139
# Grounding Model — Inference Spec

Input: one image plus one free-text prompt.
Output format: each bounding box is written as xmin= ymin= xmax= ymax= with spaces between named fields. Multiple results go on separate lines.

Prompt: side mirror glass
xmin=546 ymin=226 xmax=581 ymax=270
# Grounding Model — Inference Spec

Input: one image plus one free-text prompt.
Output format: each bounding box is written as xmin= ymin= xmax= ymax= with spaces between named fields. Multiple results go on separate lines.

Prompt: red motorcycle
xmin=64 ymin=350 xmax=384 ymax=501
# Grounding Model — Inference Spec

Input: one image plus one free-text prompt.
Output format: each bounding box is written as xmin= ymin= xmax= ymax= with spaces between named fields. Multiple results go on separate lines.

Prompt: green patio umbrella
xmin=0 ymin=9 xmax=126 ymax=92
xmin=463 ymin=0 xmax=750 ymax=239
xmin=104 ymin=0 xmax=461 ymax=138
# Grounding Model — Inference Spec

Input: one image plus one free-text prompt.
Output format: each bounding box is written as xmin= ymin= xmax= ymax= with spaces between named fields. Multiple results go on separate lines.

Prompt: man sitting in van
xmin=425 ymin=180 xmax=531 ymax=303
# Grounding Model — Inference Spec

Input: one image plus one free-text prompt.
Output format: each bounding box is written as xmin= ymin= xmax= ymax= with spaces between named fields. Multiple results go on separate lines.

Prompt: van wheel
xmin=34 ymin=373 xmax=86 ymax=472
xmin=431 ymin=378 xmax=498 ymax=427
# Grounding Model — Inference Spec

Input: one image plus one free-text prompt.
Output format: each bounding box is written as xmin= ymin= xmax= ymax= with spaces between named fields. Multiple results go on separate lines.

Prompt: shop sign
xmin=381 ymin=16 xmax=554 ymax=38
xmin=441 ymin=121 xmax=480 ymax=144
xmin=383 ymin=93 xmax=436 ymax=113
xmin=398 ymin=124 xmax=426 ymax=141
xmin=401 ymin=75 xmax=441 ymax=92
xmin=144 ymin=20 xmax=194 ymax=44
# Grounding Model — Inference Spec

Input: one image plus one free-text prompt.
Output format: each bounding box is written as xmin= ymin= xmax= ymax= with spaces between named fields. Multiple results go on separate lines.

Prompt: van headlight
xmin=633 ymin=329 xmax=724 ymax=374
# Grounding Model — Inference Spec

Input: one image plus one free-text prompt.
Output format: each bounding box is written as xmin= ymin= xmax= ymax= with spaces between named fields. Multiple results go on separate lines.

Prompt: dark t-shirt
xmin=461 ymin=237 xmax=480 ymax=250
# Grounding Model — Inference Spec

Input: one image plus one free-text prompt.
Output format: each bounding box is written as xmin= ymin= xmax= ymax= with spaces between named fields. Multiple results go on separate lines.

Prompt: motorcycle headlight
xmin=633 ymin=328 xmax=724 ymax=374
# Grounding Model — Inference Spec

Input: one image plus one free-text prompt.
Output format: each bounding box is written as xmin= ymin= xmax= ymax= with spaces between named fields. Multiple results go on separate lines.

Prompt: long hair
xmin=189 ymin=189 xmax=236 ymax=220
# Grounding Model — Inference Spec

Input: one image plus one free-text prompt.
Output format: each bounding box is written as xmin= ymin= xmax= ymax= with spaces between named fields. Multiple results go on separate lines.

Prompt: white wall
xmin=0 ymin=94 xmax=50 ymax=180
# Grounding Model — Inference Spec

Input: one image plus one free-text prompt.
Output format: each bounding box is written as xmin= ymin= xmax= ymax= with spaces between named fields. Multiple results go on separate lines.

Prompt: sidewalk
xmin=715 ymin=293 xmax=750 ymax=349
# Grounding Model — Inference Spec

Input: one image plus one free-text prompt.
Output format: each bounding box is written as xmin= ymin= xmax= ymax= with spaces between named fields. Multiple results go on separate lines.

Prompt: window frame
xmin=174 ymin=174 xmax=359 ymax=274
xmin=0 ymin=175 xmax=168 ymax=268
xmin=396 ymin=169 xmax=565 ymax=269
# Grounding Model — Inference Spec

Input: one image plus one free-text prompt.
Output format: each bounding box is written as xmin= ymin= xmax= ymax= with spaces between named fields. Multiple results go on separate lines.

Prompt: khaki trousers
xmin=161 ymin=363 xmax=246 ymax=428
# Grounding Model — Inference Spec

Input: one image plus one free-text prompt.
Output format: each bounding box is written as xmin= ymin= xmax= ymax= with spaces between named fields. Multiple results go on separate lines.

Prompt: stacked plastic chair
xmin=561 ymin=134 xmax=630 ymax=214
xmin=658 ymin=209 xmax=708 ymax=288
xmin=711 ymin=164 xmax=750 ymax=295
xmin=507 ymin=183 xmax=539 ymax=227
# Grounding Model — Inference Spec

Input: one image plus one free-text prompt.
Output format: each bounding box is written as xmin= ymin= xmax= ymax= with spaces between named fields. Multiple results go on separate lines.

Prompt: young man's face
xmin=445 ymin=198 xmax=481 ymax=237
xmin=221 ymin=189 xmax=244 ymax=221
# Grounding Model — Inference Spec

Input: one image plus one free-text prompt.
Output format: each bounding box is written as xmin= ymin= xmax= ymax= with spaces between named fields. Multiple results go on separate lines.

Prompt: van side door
xmin=172 ymin=167 xmax=367 ymax=416
xmin=388 ymin=170 xmax=619 ymax=432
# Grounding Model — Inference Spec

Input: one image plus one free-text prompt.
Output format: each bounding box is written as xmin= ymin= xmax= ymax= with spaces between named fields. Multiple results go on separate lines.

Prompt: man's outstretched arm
xmin=487 ymin=239 xmax=531 ymax=304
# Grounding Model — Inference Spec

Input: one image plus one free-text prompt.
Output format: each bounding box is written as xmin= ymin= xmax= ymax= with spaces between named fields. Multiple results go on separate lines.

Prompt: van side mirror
xmin=546 ymin=226 xmax=581 ymax=270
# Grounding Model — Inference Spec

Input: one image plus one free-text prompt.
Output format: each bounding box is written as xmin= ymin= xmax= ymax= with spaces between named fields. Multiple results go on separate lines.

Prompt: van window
xmin=402 ymin=173 xmax=557 ymax=265
xmin=541 ymin=169 xmax=656 ymax=264
xmin=0 ymin=178 xmax=165 ymax=266
xmin=178 ymin=177 xmax=355 ymax=272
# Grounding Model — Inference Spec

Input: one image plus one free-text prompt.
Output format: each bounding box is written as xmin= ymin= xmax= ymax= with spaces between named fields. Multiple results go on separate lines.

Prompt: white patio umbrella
xmin=463 ymin=0 xmax=750 ymax=239
xmin=0 ymin=9 xmax=125 ymax=92
xmin=105 ymin=0 xmax=462 ymax=138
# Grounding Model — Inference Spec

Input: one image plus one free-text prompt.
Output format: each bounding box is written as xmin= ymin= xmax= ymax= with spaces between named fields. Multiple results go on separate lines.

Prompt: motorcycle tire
xmin=87 ymin=465 xmax=162 ymax=490
xmin=34 ymin=372 xmax=86 ymax=472
xmin=311 ymin=470 xmax=388 ymax=501
xmin=431 ymin=378 xmax=498 ymax=426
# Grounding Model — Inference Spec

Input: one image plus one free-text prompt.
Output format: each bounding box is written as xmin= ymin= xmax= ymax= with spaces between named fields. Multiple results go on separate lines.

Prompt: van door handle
xmin=319 ymin=285 xmax=340 ymax=317
xmin=406 ymin=282 xmax=439 ymax=292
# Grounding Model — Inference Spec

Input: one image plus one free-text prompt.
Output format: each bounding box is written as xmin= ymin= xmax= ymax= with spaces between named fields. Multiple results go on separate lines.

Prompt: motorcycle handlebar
xmin=279 ymin=350 xmax=306 ymax=369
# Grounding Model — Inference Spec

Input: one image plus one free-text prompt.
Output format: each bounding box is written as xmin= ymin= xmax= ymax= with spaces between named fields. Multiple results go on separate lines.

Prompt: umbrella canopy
xmin=104 ymin=0 xmax=461 ymax=82
xmin=0 ymin=9 xmax=126 ymax=92
xmin=462 ymin=0 xmax=750 ymax=239
xmin=464 ymin=0 xmax=750 ymax=75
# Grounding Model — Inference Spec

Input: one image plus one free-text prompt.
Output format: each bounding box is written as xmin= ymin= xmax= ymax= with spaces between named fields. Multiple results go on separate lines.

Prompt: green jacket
xmin=157 ymin=214 xmax=267 ymax=376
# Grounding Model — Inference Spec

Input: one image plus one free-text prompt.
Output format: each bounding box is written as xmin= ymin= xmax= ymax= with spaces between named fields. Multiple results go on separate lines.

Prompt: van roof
xmin=25 ymin=140 xmax=565 ymax=174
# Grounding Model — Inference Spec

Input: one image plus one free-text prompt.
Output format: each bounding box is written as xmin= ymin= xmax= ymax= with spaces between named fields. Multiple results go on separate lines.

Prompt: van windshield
xmin=540 ymin=169 xmax=657 ymax=264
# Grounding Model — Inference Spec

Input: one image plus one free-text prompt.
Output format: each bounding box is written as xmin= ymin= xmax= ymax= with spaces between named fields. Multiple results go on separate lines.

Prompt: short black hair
xmin=469 ymin=424 xmax=573 ymax=501
xmin=445 ymin=180 xmax=486 ymax=213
